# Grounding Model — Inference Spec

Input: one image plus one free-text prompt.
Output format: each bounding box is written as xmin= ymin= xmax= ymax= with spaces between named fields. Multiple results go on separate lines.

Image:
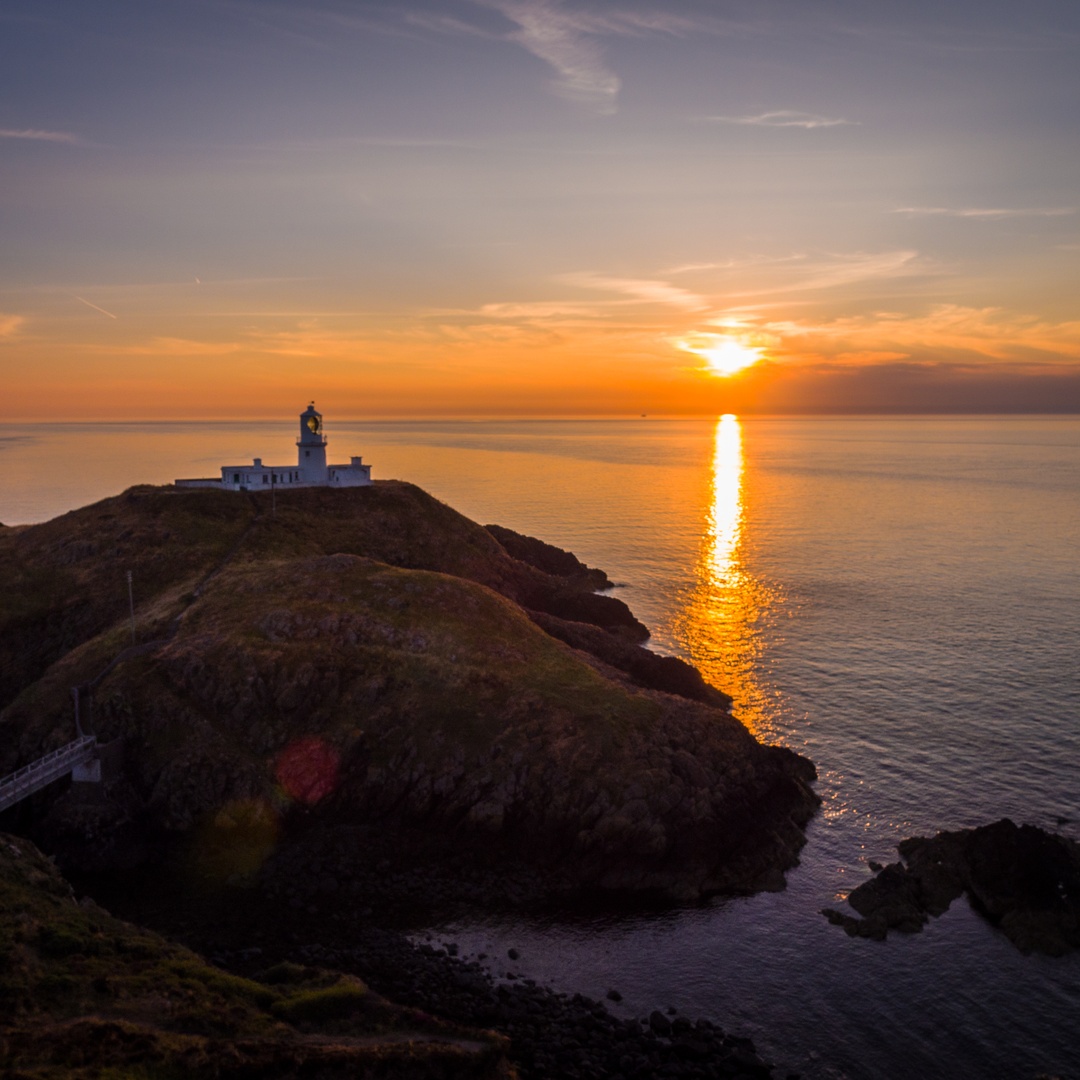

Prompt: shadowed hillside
xmin=0 ymin=832 xmax=514 ymax=1079
xmin=1 ymin=482 xmax=816 ymax=902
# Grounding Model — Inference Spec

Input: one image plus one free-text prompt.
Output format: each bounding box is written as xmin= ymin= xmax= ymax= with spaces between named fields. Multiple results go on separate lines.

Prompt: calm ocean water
xmin=2 ymin=416 xmax=1079 ymax=1079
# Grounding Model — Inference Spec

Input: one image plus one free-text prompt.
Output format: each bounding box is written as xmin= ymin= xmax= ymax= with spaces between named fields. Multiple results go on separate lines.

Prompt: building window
xmin=262 ymin=475 xmax=269 ymax=484
xmin=233 ymin=473 xmax=240 ymax=483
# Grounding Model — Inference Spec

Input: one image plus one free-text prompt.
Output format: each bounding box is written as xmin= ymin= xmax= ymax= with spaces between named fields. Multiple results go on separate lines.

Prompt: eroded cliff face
xmin=1 ymin=483 xmax=817 ymax=901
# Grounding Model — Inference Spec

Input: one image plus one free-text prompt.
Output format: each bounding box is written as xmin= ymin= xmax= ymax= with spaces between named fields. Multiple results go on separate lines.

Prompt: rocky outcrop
xmin=527 ymin=610 xmax=731 ymax=708
xmin=822 ymin=818 xmax=1080 ymax=955
xmin=484 ymin=523 xmax=609 ymax=590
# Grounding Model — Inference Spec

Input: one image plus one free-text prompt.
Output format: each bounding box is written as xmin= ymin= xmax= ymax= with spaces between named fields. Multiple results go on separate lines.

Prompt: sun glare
xmin=679 ymin=335 xmax=762 ymax=377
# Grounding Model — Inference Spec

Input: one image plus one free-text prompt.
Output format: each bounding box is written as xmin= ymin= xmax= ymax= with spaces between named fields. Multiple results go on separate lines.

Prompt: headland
xmin=0 ymin=479 xmax=820 ymax=1078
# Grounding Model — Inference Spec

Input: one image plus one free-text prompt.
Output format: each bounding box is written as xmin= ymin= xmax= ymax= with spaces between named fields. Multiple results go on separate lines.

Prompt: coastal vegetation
xmin=0 ymin=482 xmax=817 ymax=900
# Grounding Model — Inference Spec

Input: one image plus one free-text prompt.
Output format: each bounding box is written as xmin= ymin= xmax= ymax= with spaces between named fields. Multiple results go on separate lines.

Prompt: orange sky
xmin=3 ymin=1 xmax=1079 ymax=418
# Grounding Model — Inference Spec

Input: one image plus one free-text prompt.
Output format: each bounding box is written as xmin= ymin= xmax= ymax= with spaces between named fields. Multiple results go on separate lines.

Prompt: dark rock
xmin=649 ymin=1010 xmax=672 ymax=1036
xmin=533 ymin=587 xmax=649 ymax=641
xmin=606 ymin=988 xmax=623 ymax=1002
xmin=824 ymin=818 xmax=1080 ymax=955
xmin=485 ymin=523 xmax=610 ymax=589
xmin=847 ymin=861 xmax=928 ymax=933
xmin=528 ymin=609 xmax=731 ymax=707
xmin=673 ymin=1035 xmax=710 ymax=1061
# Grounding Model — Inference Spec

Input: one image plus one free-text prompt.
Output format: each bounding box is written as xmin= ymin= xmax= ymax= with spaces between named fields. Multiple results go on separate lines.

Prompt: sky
xmin=2 ymin=0 xmax=1079 ymax=418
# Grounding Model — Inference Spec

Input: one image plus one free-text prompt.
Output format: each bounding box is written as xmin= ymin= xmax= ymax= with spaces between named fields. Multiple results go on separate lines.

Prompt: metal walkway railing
xmin=0 ymin=736 xmax=97 ymax=813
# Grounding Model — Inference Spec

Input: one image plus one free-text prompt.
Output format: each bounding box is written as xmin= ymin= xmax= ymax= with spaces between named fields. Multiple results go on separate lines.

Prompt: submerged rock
xmin=822 ymin=818 xmax=1080 ymax=955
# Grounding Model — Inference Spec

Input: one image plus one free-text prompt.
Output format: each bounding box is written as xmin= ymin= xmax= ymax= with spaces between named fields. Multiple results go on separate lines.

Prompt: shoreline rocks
xmin=822 ymin=818 xmax=1080 ymax=955
xmin=73 ymin=840 xmax=787 ymax=1080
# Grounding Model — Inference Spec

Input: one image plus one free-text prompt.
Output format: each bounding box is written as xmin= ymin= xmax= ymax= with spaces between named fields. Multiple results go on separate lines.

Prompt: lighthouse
xmin=297 ymin=402 xmax=328 ymax=483
xmin=174 ymin=403 xmax=373 ymax=491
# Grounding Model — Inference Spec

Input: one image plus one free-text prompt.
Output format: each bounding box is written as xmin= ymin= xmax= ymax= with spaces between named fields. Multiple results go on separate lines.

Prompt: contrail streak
xmin=75 ymin=296 xmax=118 ymax=319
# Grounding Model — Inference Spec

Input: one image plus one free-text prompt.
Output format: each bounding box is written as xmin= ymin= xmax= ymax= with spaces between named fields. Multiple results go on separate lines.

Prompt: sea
xmin=2 ymin=415 xmax=1078 ymax=1079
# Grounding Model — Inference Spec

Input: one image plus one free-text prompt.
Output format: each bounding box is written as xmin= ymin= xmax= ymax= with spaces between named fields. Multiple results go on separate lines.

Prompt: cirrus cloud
xmin=0 ymin=127 xmax=83 ymax=145
xmin=471 ymin=0 xmax=704 ymax=114
xmin=708 ymin=110 xmax=857 ymax=128
xmin=893 ymin=206 xmax=1075 ymax=219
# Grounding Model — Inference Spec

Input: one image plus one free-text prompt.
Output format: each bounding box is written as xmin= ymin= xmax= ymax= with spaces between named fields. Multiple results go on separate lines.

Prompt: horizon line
xmin=2 ymin=410 xmax=1079 ymax=425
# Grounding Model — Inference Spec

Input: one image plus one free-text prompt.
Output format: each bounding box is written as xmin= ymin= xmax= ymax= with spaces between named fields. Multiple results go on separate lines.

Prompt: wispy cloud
xmin=470 ymin=1 xmax=703 ymax=114
xmin=663 ymin=253 xmax=808 ymax=276
xmin=894 ymin=206 xmax=1075 ymax=218
xmin=474 ymin=0 xmax=620 ymax=113
xmin=761 ymin=304 xmax=1080 ymax=362
xmin=444 ymin=250 xmax=924 ymax=340
xmin=75 ymin=296 xmax=118 ymax=319
xmin=405 ymin=12 xmax=493 ymax=38
xmin=778 ymin=250 xmax=920 ymax=293
xmin=0 ymin=314 xmax=24 ymax=339
xmin=713 ymin=250 xmax=922 ymax=301
xmin=478 ymin=299 xmax=616 ymax=319
xmin=708 ymin=110 xmax=857 ymax=129
xmin=560 ymin=271 xmax=708 ymax=310
xmin=0 ymin=127 xmax=83 ymax=145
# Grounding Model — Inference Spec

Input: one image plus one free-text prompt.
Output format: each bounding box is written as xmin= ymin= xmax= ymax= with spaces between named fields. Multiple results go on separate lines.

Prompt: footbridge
xmin=0 ymin=735 xmax=98 ymax=813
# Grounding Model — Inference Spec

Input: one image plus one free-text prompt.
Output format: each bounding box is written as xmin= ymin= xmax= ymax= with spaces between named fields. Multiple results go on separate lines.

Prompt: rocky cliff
xmin=1 ymin=482 xmax=817 ymax=901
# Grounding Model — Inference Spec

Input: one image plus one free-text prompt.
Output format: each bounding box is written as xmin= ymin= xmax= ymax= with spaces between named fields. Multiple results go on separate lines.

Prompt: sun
xmin=679 ymin=334 xmax=762 ymax=377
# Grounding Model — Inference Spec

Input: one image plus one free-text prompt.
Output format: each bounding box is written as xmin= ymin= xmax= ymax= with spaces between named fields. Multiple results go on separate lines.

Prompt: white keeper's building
xmin=176 ymin=404 xmax=372 ymax=491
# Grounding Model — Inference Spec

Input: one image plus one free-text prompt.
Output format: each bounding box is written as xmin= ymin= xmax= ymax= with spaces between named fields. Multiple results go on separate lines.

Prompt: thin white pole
xmin=126 ymin=570 xmax=135 ymax=643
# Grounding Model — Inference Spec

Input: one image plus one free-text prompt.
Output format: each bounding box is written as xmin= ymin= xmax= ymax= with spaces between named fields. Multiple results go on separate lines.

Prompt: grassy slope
xmin=0 ymin=481 xmax=585 ymax=723
xmin=0 ymin=832 xmax=512 ymax=1079
xmin=0 ymin=487 xmax=255 ymax=714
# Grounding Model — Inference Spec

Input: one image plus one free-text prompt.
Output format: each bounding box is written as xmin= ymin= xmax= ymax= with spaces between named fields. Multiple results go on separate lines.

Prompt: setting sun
xmin=680 ymin=336 xmax=763 ymax=377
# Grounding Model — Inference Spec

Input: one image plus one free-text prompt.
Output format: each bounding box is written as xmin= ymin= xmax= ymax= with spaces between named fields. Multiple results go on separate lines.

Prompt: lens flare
xmin=275 ymin=736 xmax=340 ymax=805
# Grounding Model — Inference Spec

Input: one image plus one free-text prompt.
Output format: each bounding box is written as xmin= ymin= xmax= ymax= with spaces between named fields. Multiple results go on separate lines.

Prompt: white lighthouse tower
xmin=175 ymin=402 xmax=373 ymax=491
xmin=297 ymin=402 xmax=328 ymax=483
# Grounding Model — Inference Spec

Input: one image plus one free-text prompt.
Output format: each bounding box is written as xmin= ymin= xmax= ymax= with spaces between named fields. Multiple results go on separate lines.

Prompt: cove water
xmin=2 ymin=416 xmax=1078 ymax=1079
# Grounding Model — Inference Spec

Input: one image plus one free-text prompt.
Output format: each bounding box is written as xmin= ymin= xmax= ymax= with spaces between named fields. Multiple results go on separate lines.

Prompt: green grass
xmin=271 ymin=982 xmax=369 ymax=1023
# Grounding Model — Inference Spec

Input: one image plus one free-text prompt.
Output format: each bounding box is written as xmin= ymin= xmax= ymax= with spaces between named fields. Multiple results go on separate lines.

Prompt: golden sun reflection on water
xmin=673 ymin=415 xmax=780 ymax=737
